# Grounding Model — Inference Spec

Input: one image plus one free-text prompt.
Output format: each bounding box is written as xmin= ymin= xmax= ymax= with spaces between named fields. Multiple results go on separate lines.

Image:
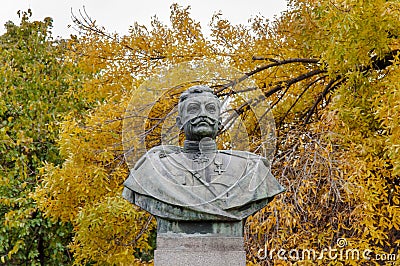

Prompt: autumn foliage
xmin=1 ymin=1 xmax=400 ymax=265
xmin=0 ymin=11 xmax=88 ymax=264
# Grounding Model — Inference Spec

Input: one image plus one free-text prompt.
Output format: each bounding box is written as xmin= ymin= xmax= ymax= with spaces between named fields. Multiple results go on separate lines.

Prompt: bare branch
xmin=277 ymin=76 xmax=327 ymax=127
xmin=252 ymin=57 xmax=320 ymax=64
xmin=263 ymin=69 xmax=326 ymax=98
xmin=303 ymin=77 xmax=344 ymax=124
xmin=215 ymin=58 xmax=322 ymax=94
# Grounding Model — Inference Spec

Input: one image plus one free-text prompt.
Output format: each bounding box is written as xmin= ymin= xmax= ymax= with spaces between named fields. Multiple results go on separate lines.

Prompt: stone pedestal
xmin=154 ymin=218 xmax=246 ymax=265
xmin=157 ymin=219 xmax=244 ymax=236
xmin=154 ymin=234 xmax=246 ymax=266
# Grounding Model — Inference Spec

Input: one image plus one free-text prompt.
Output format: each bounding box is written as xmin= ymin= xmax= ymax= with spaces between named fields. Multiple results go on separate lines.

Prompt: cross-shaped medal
xmin=214 ymin=158 xmax=225 ymax=175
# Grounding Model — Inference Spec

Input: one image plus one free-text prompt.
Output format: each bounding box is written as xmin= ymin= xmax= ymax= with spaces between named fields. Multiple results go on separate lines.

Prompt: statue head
xmin=176 ymin=85 xmax=221 ymax=141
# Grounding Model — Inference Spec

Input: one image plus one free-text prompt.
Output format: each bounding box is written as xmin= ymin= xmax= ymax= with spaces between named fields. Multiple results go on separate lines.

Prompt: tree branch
xmin=71 ymin=7 xmax=167 ymax=61
xmin=252 ymin=56 xmax=320 ymax=64
xmin=369 ymin=49 xmax=400 ymax=71
xmin=263 ymin=69 xmax=326 ymax=98
xmin=215 ymin=58 xmax=321 ymax=94
xmin=303 ymin=77 xmax=344 ymax=124
xmin=277 ymin=76 xmax=327 ymax=127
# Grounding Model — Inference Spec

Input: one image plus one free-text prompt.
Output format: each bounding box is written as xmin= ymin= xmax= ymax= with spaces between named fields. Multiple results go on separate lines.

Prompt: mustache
xmin=189 ymin=116 xmax=217 ymax=126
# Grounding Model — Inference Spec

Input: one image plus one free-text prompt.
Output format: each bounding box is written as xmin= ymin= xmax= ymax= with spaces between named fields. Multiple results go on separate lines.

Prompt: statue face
xmin=176 ymin=94 xmax=221 ymax=141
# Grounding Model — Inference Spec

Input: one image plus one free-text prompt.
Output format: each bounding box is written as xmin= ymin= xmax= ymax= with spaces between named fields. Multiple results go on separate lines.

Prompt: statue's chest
xmin=162 ymin=152 xmax=244 ymax=188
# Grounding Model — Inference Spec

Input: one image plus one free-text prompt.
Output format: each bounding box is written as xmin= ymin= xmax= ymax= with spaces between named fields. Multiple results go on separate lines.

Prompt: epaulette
xmin=147 ymin=145 xmax=182 ymax=158
xmin=133 ymin=145 xmax=182 ymax=170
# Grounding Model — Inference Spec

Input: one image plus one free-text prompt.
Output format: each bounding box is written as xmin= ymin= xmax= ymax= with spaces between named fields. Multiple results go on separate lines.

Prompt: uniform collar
xmin=183 ymin=138 xmax=217 ymax=153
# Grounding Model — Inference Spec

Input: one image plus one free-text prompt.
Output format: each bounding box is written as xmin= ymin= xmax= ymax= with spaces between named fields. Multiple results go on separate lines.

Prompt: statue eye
xmin=206 ymin=103 xmax=217 ymax=113
xmin=187 ymin=103 xmax=200 ymax=114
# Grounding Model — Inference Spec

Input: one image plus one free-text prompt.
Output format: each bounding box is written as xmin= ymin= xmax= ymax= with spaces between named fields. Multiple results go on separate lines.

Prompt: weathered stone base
xmin=156 ymin=218 xmax=244 ymax=237
xmin=154 ymin=234 xmax=246 ymax=266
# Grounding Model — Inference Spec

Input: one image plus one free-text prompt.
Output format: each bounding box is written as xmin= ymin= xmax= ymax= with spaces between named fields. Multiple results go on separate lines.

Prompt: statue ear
xmin=176 ymin=116 xmax=183 ymax=129
xmin=218 ymin=118 xmax=223 ymax=131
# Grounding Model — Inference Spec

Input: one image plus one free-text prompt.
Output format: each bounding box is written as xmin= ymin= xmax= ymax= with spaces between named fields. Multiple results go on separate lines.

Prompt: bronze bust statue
xmin=122 ymin=85 xmax=284 ymax=223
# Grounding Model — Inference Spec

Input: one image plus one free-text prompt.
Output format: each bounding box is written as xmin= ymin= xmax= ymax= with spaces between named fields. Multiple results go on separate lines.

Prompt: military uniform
xmin=123 ymin=141 xmax=285 ymax=221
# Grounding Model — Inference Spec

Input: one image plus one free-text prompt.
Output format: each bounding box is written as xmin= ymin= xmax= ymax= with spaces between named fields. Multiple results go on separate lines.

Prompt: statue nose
xmin=198 ymin=105 xmax=207 ymax=117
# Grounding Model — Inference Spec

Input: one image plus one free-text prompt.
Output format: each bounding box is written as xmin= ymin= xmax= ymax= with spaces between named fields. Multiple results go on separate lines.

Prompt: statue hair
xmin=178 ymin=85 xmax=220 ymax=113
